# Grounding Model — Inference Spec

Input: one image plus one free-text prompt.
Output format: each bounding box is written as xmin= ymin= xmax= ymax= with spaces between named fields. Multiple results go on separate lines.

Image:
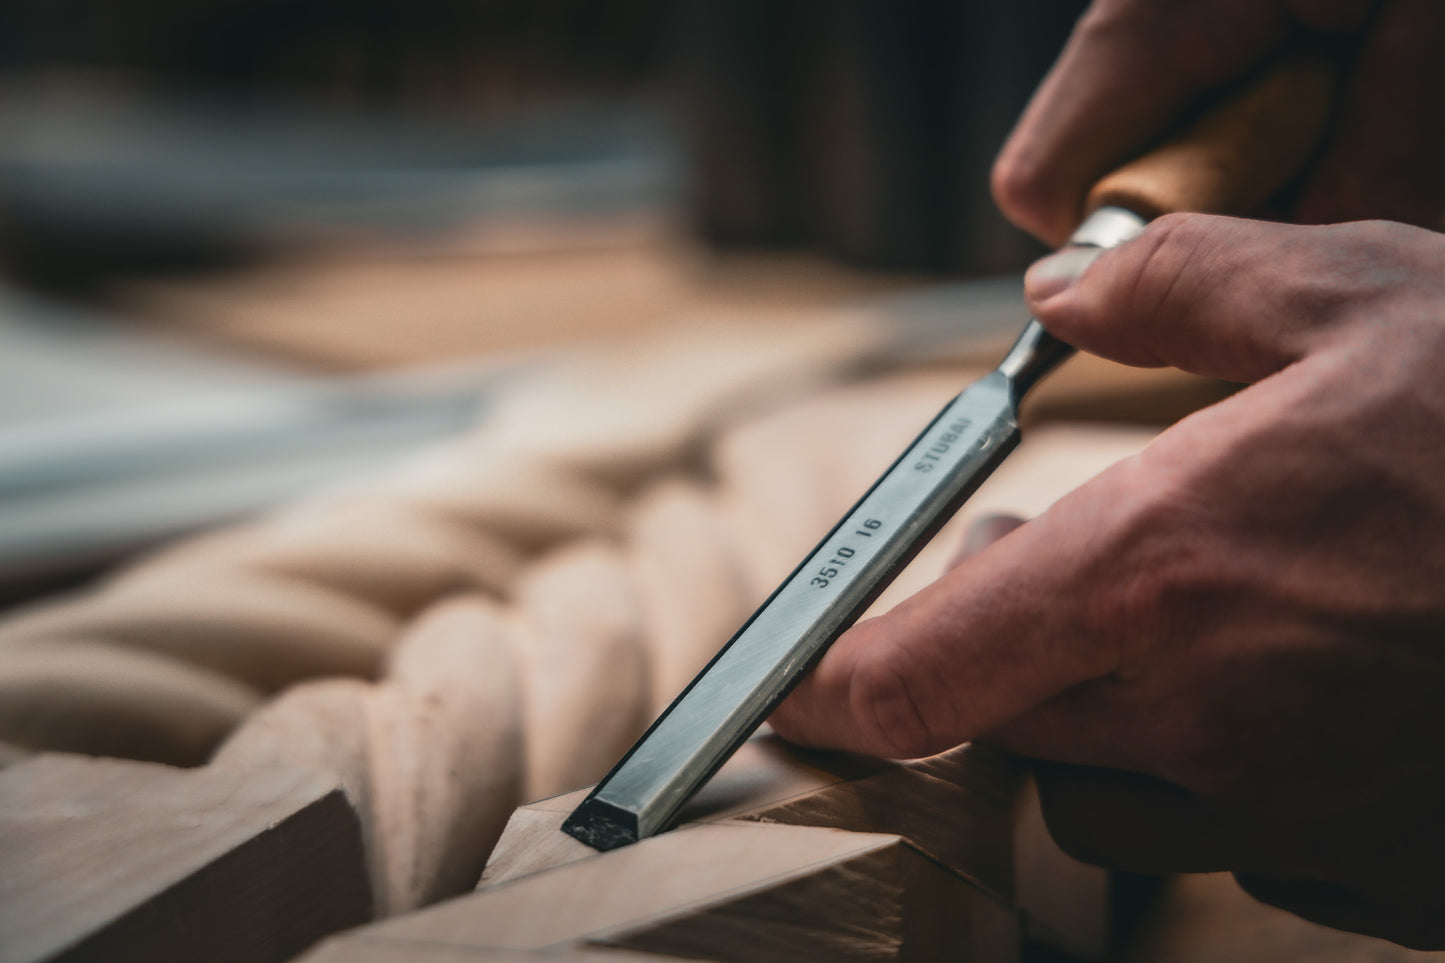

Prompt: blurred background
xmin=0 ymin=0 xmax=1085 ymax=604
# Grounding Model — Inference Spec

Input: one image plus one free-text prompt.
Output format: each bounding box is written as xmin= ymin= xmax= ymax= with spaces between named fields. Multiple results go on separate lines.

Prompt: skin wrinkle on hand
xmin=775 ymin=215 xmax=1445 ymax=949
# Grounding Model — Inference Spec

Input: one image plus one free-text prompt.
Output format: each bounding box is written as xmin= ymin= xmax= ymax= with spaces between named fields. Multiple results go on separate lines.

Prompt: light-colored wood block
xmin=211 ymin=677 xmax=374 ymax=821
xmin=477 ymin=735 xmax=875 ymax=889
xmin=479 ymin=735 xmax=1110 ymax=958
xmin=482 ymin=737 xmax=1003 ymax=891
xmin=0 ymin=755 xmax=369 ymax=963
xmin=343 ymin=820 xmax=1017 ymax=963
xmin=212 ymin=596 xmax=525 ymax=917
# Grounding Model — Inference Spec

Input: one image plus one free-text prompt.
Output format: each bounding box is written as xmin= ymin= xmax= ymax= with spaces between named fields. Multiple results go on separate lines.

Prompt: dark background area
xmin=0 ymin=0 xmax=1083 ymax=290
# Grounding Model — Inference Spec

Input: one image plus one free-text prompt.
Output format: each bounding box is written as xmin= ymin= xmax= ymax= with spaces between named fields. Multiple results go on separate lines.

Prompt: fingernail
xmin=1024 ymin=246 xmax=1102 ymax=304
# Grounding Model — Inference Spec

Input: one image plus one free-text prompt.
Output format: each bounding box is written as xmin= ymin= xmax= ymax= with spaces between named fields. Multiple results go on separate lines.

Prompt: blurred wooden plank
xmin=114 ymin=244 xmax=914 ymax=371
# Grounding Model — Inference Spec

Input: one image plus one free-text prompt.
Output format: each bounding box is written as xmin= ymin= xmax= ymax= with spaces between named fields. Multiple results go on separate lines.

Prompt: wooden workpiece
xmin=126 ymin=498 xmax=522 ymax=616
xmin=0 ymin=755 xmax=369 ymax=963
xmin=0 ymin=364 xmax=1162 ymax=962
xmin=478 ymin=735 xmax=1109 ymax=960
xmin=312 ymin=820 xmax=1017 ymax=963
xmin=0 ymin=317 xmax=1272 ymax=962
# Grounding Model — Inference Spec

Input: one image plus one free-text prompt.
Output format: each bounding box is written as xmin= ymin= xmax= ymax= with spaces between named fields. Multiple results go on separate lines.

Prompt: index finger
xmin=993 ymin=0 xmax=1298 ymax=245
xmin=769 ymin=452 xmax=1159 ymax=758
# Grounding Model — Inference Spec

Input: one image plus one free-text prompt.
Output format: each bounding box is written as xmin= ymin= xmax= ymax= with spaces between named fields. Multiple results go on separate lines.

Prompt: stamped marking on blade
xmin=563 ymin=374 xmax=1022 ymax=850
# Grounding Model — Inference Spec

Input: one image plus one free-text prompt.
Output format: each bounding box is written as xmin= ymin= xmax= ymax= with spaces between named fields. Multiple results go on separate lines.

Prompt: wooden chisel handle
xmin=1086 ymin=52 xmax=1338 ymax=220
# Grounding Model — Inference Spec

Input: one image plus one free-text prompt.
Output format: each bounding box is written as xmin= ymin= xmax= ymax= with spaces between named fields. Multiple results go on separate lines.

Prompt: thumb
xmin=1026 ymin=213 xmax=1328 ymax=384
xmin=771 ymin=456 xmax=1156 ymax=759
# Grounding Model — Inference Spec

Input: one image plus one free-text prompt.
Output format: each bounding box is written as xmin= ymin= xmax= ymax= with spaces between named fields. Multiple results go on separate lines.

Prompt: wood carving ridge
xmin=0 ymin=320 xmax=1176 ymax=961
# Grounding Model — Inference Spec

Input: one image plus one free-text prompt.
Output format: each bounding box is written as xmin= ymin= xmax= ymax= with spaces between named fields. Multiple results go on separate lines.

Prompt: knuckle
xmin=989 ymin=152 xmax=1034 ymax=219
xmin=1272 ymin=220 xmax=1436 ymax=326
xmin=1081 ymin=461 xmax=1216 ymax=679
xmin=1107 ymin=214 xmax=1220 ymax=333
xmin=990 ymin=150 xmax=1066 ymax=244
xmin=847 ymin=644 xmax=947 ymax=760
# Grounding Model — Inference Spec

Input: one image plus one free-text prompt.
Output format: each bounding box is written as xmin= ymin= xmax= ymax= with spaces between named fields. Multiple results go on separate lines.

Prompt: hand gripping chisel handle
xmin=564 ymin=52 xmax=1337 ymax=851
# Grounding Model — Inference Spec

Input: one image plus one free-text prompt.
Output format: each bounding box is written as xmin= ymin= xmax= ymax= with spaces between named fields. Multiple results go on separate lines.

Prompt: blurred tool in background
xmin=677 ymin=0 xmax=1079 ymax=272
xmin=0 ymin=0 xmax=1081 ymax=286
xmin=0 ymin=0 xmax=1084 ymax=603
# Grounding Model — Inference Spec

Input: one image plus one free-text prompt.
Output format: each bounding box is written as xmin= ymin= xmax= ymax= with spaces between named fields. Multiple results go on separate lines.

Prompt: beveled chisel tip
xmin=562 ymin=798 xmax=639 ymax=851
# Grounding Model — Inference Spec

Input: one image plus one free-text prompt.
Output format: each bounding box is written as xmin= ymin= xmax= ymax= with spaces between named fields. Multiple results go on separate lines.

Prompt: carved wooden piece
xmin=379 ymin=450 xmax=626 ymax=550
xmin=480 ymin=735 xmax=1108 ymax=957
xmin=0 ymin=572 xmax=397 ymax=692
xmin=0 ymin=641 xmax=260 ymax=765
xmin=627 ymin=481 xmax=754 ymax=712
xmin=329 ymin=821 xmax=1017 ymax=963
xmin=0 ymin=755 xmax=369 ymax=963
xmin=128 ymin=498 xmax=521 ymax=615
xmin=213 ymin=596 xmax=525 ymax=916
xmin=0 ymin=358 xmax=1172 ymax=960
xmin=478 ymin=736 xmax=879 ymax=888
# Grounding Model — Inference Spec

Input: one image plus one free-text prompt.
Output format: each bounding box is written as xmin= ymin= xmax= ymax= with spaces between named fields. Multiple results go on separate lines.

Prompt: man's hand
xmin=771 ymin=215 xmax=1445 ymax=948
xmin=991 ymin=0 xmax=1445 ymax=246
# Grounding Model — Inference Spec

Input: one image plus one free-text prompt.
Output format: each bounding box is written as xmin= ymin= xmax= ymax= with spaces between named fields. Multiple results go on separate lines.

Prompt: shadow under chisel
xmin=562 ymin=206 xmax=1148 ymax=852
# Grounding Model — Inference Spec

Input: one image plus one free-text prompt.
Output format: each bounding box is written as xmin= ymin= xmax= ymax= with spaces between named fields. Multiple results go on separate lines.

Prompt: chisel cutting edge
xmin=564 ymin=51 xmax=1336 ymax=851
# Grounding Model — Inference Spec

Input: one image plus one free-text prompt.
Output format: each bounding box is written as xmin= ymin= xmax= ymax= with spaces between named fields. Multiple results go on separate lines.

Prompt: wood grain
xmin=478 ymin=735 xmax=1107 ymax=958
xmin=0 ymin=755 xmax=369 ymax=963
xmin=339 ymin=821 xmax=1018 ymax=963
xmin=212 ymin=596 xmax=526 ymax=917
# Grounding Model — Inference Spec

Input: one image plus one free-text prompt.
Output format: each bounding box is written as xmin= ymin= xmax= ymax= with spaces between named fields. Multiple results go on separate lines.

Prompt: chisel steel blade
xmin=563 ymin=207 xmax=1147 ymax=852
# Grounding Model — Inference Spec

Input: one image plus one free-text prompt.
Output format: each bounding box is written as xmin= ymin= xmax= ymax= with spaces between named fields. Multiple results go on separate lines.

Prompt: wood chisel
xmin=565 ymin=53 xmax=1336 ymax=852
